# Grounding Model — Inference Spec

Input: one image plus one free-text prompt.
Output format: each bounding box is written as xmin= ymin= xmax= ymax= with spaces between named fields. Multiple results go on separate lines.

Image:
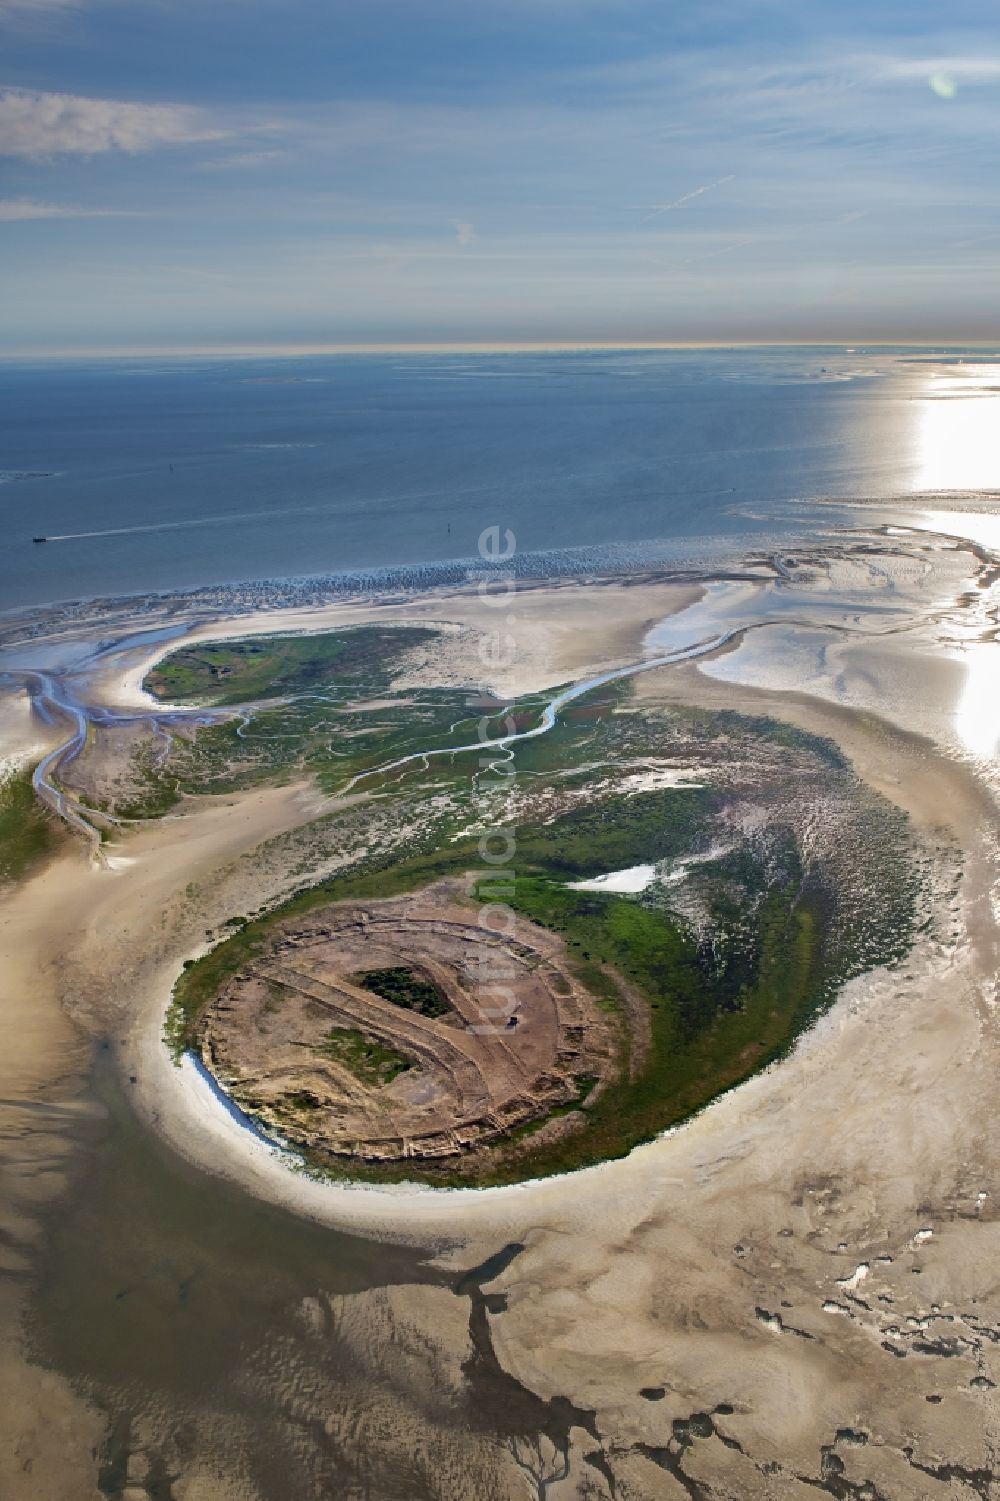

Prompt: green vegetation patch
xmin=519 ymin=786 xmax=717 ymax=878
xmin=284 ymin=1091 xmax=322 ymax=1113
xmin=479 ymin=871 xmax=822 ymax=1180
xmin=145 ymin=625 xmax=438 ymax=706
xmin=0 ymin=768 xmax=60 ymax=884
xmin=351 ymin=965 xmax=450 ymax=1018
xmin=130 ymin=626 xmax=505 ymax=814
xmin=317 ymin=1027 xmax=413 ymax=1086
xmin=167 ymin=684 xmax=920 ymax=1186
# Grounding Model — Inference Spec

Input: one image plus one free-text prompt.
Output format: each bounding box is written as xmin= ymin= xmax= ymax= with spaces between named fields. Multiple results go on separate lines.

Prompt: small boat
xmin=32 ymin=536 xmax=48 ymax=544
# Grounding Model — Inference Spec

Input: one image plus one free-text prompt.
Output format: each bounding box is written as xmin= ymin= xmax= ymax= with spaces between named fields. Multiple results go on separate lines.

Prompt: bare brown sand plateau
xmin=201 ymin=883 xmax=616 ymax=1167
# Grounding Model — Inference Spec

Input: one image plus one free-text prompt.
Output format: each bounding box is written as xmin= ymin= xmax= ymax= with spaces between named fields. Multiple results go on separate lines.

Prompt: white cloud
xmin=0 ymin=85 xmax=227 ymax=157
xmin=875 ymin=55 xmax=1000 ymax=83
xmin=0 ymin=195 xmax=145 ymax=219
xmin=0 ymin=0 xmax=81 ymax=18
xmin=453 ymin=219 xmax=476 ymax=246
xmin=202 ymin=148 xmax=284 ymax=169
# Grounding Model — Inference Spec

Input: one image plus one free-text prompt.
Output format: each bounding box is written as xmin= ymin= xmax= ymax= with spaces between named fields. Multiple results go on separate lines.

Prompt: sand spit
xmin=93 ymin=573 xmax=706 ymax=714
xmin=3 ymin=532 xmax=1000 ymax=1496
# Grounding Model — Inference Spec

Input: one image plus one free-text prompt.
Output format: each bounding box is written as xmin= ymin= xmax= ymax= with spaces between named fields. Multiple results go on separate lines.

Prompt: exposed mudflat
xmin=1 ymin=520 xmax=999 ymax=1498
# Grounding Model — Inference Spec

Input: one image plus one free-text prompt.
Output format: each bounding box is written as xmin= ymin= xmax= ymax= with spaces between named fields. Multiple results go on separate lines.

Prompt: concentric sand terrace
xmin=198 ymin=880 xmax=617 ymax=1166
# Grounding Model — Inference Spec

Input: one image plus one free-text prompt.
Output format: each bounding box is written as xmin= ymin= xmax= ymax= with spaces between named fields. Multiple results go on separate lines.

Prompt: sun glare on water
xmin=906 ymin=365 xmax=1000 ymax=762
xmin=952 ymin=644 xmax=1000 ymax=762
xmin=912 ymin=366 xmax=1000 ymax=493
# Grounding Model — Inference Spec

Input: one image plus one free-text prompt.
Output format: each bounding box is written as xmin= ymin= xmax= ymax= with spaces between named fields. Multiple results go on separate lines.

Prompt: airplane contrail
xmin=643 ymin=174 xmax=735 ymax=221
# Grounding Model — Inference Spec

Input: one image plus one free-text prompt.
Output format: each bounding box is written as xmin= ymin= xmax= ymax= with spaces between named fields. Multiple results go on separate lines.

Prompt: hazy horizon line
xmin=3 ymin=338 xmax=1000 ymax=362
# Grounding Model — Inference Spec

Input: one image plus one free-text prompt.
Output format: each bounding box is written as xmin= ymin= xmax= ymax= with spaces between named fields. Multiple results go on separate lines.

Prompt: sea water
xmin=4 ymin=344 xmax=997 ymax=612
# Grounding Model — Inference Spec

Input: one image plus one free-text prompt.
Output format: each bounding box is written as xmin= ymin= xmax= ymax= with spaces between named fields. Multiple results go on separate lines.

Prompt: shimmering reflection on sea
xmin=644 ymin=525 xmax=1000 ymax=767
xmin=3 ymin=345 xmax=999 ymax=614
xmin=910 ymin=364 xmax=1000 ymax=494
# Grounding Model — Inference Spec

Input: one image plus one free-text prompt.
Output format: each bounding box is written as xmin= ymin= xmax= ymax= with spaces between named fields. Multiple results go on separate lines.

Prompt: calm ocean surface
xmin=1 ymin=345 xmax=995 ymax=612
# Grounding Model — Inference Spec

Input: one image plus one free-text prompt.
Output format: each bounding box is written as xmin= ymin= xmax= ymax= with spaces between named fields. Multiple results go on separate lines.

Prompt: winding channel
xmin=15 ymin=533 xmax=968 ymax=859
xmin=18 ymin=621 xmax=748 ymax=856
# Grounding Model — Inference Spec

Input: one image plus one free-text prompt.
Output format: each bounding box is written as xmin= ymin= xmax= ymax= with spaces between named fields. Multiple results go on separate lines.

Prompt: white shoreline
xmin=137 ymin=928 xmax=921 ymax=1241
xmin=140 ymin=955 xmax=659 ymax=1237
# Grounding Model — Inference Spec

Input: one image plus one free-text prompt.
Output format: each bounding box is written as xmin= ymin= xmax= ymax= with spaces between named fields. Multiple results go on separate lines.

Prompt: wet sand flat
xmin=1 ymin=531 xmax=999 ymax=1498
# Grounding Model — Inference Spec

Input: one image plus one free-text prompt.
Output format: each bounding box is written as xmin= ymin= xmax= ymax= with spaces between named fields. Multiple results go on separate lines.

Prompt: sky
xmin=0 ymin=0 xmax=998 ymax=352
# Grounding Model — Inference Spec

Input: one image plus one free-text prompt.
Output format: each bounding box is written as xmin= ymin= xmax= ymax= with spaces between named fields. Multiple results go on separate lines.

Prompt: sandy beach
xmin=88 ymin=573 xmax=707 ymax=714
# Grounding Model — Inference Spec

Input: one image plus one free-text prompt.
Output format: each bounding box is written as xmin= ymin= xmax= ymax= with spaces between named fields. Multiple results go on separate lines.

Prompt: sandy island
xmin=3 ymin=537 xmax=1000 ymax=1498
